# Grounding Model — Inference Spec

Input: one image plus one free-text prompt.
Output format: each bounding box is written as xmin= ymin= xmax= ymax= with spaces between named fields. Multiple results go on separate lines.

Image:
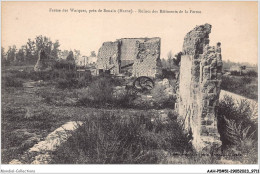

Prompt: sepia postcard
xmin=1 ymin=1 xmax=259 ymax=173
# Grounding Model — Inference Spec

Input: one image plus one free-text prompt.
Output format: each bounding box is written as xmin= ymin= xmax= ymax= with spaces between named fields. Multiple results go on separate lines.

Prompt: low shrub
xmin=56 ymin=78 xmax=78 ymax=89
xmin=78 ymin=77 xmax=123 ymax=107
xmin=78 ymin=77 xmax=176 ymax=109
xmin=246 ymin=70 xmax=257 ymax=77
xmin=2 ymin=69 xmax=54 ymax=82
xmin=86 ymin=77 xmax=114 ymax=104
xmin=229 ymin=70 xmax=258 ymax=77
xmin=150 ymin=82 xmax=176 ymax=109
xmin=1 ymin=106 xmax=63 ymax=163
xmin=43 ymin=69 xmax=92 ymax=89
xmin=217 ymin=96 xmax=258 ymax=163
xmin=221 ymin=75 xmax=257 ymax=100
xmin=218 ymin=96 xmax=257 ymax=145
xmin=230 ymin=70 xmax=241 ymax=76
xmin=3 ymin=67 xmax=93 ymax=89
xmin=161 ymin=69 xmax=176 ymax=79
xmin=77 ymin=75 xmax=92 ymax=88
xmin=2 ymin=76 xmax=23 ymax=88
xmin=50 ymin=112 xmax=191 ymax=164
xmin=53 ymin=60 xmax=76 ymax=70
xmin=241 ymin=76 xmax=253 ymax=84
xmin=113 ymin=88 xmax=138 ymax=108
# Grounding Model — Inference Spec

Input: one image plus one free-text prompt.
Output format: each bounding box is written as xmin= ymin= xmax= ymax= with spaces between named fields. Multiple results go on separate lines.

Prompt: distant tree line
xmin=1 ymin=35 xmax=93 ymax=68
xmin=222 ymin=60 xmax=257 ymax=70
xmin=1 ymin=35 xmax=60 ymax=66
xmin=160 ymin=52 xmax=257 ymax=74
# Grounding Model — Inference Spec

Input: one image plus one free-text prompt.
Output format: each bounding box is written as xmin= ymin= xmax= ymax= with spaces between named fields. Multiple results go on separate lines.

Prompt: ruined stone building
xmin=176 ymin=24 xmax=223 ymax=151
xmin=96 ymin=37 xmax=162 ymax=77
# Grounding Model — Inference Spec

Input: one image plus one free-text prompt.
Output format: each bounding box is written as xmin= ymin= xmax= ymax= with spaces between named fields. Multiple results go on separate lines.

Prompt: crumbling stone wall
xmin=176 ymin=24 xmax=222 ymax=151
xmin=132 ymin=38 xmax=161 ymax=77
xmin=96 ymin=37 xmax=161 ymax=77
xmin=120 ymin=38 xmax=140 ymax=61
xmin=96 ymin=42 xmax=120 ymax=74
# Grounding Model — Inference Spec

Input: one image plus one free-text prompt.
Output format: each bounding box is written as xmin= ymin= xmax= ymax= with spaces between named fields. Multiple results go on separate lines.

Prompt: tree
xmin=161 ymin=58 xmax=167 ymax=69
xmin=16 ymin=48 xmax=26 ymax=63
xmin=6 ymin=45 xmax=17 ymax=63
xmin=50 ymin=40 xmax=60 ymax=58
xmin=173 ymin=52 xmax=182 ymax=66
xmin=1 ymin=47 xmax=8 ymax=66
xmin=66 ymin=51 xmax=75 ymax=70
xmin=1 ymin=47 xmax=5 ymax=58
xmin=25 ymin=39 xmax=37 ymax=64
xmin=35 ymin=35 xmax=52 ymax=55
xmin=74 ymin=49 xmax=81 ymax=65
xmin=66 ymin=51 xmax=74 ymax=61
xmin=59 ymin=50 xmax=69 ymax=59
xmin=90 ymin=51 xmax=96 ymax=57
xmin=167 ymin=51 xmax=174 ymax=69
xmin=25 ymin=36 xmax=60 ymax=64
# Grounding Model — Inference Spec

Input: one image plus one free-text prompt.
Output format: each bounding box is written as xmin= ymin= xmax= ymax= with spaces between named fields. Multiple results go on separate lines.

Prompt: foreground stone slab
xmin=9 ymin=121 xmax=83 ymax=164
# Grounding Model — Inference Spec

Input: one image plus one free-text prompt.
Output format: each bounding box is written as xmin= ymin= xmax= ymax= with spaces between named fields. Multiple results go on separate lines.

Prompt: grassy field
xmin=1 ymin=83 xmax=171 ymax=163
xmin=1 ymin=65 xmax=175 ymax=163
xmin=1 ymin=65 xmax=258 ymax=164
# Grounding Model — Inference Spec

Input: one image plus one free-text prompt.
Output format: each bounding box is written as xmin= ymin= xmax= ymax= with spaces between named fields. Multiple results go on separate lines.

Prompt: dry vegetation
xmin=221 ymin=75 xmax=258 ymax=100
xmin=1 ymin=65 xmax=258 ymax=164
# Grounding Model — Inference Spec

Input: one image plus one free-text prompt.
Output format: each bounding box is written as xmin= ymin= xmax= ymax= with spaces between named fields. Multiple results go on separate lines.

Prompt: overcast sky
xmin=2 ymin=1 xmax=258 ymax=64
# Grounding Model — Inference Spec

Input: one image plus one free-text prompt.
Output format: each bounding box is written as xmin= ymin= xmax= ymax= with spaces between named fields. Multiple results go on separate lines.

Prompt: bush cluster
xmin=50 ymin=112 xmax=191 ymax=164
xmin=78 ymin=77 xmax=176 ymax=109
xmin=2 ymin=75 xmax=24 ymax=88
xmin=78 ymin=77 xmax=126 ymax=108
xmin=221 ymin=75 xmax=257 ymax=100
xmin=2 ymin=68 xmax=93 ymax=89
xmin=217 ymin=96 xmax=258 ymax=163
xmin=150 ymin=83 xmax=176 ymax=109
xmin=157 ymin=69 xmax=177 ymax=80
xmin=230 ymin=70 xmax=258 ymax=77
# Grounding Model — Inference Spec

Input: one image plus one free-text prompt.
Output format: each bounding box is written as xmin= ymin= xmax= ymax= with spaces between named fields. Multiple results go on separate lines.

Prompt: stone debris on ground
xmin=9 ymin=159 xmax=23 ymax=164
xmin=9 ymin=121 xmax=83 ymax=164
xmin=29 ymin=121 xmax=83 ymax=152
xmin=31 ymin=153 xmax=52 ymax=164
